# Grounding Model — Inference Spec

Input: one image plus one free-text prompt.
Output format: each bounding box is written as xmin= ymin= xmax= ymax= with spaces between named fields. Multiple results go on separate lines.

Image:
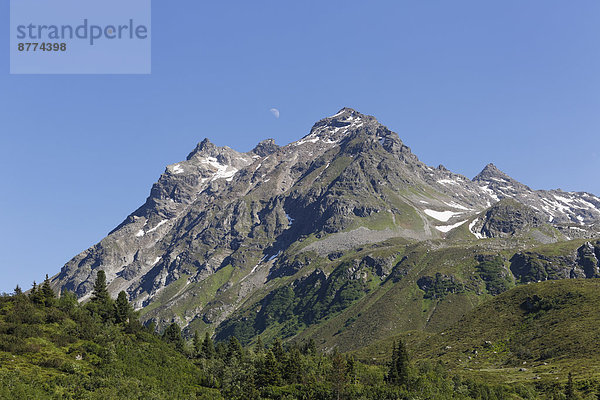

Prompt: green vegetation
xmin=3 ymin=272 xmax=600 ymax=398
xmin=0 ymin=274 xmax=212 ymax=399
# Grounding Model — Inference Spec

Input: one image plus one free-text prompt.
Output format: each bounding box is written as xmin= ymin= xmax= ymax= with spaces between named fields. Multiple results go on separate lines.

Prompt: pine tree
xmin=29 ymin=281 xmax=44 ymax=305
xmin=89 ymin=270 xmax=114 ymax=321
xmin=13 ymin=285 xmax=22 ymax=296
xmin=114 ymin=291 xmax=132 ymax=323
xmin=91 ymin=270 xmax=110 ymax=303
xmin=271 ymin=338 xmax=286 ymax=364
xmin=193 ymin=331 xmax=202 ymax=357
xmin=256 ymin=350 xmax=281 ymax=387
xmin=386 ymin=340 xmax=409 ymax=386
xmin=40 ymin=274 xmax=56 ymax=307
xmin=227 ymin=336 xmax=244 ymax=360
xmin=216 ymin=341 xmax=227 ymax=359
xmin=162 ymin=323 xmax=184 ymax=352
xmin=283 ymin=346 xmax=303 ymax=383
xmin=201 ymin=332 xmax=216 ymax=359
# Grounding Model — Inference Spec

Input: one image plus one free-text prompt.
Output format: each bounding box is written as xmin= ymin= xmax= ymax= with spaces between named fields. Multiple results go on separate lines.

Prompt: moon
xmin=269 ymin=108 xmax=280 ymax=119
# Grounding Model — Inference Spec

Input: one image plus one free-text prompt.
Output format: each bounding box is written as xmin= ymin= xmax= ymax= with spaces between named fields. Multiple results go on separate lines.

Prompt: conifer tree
xmin=283 ymin=346 xmax=303 ymax=383
xmin=114 ymin=291 xmax=132 ymax=323
xmin=29 ymin=281 xmax=44 ymax=305
xmin=256 ymin=349 xmax=281 ymax=387
xmin=163 ymin=323 xmax=185 ymax=352
xmin=386 ymin=340 xmax=409 ymax=386
xmin=227 ymin=336 xmax=244 ymax=360
xmin=89 ymin=270 xmax=114 ymax=321
xmin=271 ymin=338 xmax=286 ymax=364
xmin=215 ymin=341 xmax=227 ymax=359
xmin=301 ymin=338 xmax=316 ymax=355
xmin=201 ymin=332 xmax=215 ymax=359
xmin=40 ymin=275 xmax=56 ymax=307
xmin=193 ymin=331 xmax=201 ymax=357
xmin=13 ymin=285 xmax=22 ymax=296
xmin=91 ymin=270 xmax=110 ymax=303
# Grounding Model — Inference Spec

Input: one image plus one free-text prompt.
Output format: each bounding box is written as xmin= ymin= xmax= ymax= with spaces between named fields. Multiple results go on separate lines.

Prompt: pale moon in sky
xmin=269 ymin=108 xmax=280 ymax=119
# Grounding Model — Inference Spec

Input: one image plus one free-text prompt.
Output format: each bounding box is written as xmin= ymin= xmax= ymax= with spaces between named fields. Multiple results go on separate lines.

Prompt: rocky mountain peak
xmin=252 ymin=138 xmax=279 ymax=157
xmin=186 ymin=138 xmax=218 ymax=160
xmin=473 ymin=163 xmax=511 ymax=182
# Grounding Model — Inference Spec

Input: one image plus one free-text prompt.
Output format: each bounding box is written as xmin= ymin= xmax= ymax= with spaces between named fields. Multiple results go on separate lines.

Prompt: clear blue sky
xmin=1 ymin=1 xmax=599 ymax=293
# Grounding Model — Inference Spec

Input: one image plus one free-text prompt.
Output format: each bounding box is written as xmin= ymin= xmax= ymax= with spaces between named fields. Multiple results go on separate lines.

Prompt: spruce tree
xmin=271 ymin=338 xmax=286 ymax=364
xmin=114 ymin=291 xmax=132 ymax=323
xmin=13 ymin=285 xmax=22 ymax=296
xmin=201 ymin=332 xmax=216 ymax=359
xmin=91 ymin=270 xmax=110 ymax=303
xmin=386 ymin=340 xmax=409 ymax=386
xmin=284 ymin=346 xmax=303 ymax=383
xmin=40 ymin=275 xmax=56 ymax=307
xmin=193 ymin=331 xmax=202 ymax=357
xmin=256 ymin=350 xmax=281 ymax=387
xmin=227 ymin=336 xmax=244 ymax=360
xmin=30 ymin=281 xmax=44 ymax=305
xmin=89 ymin=270 xmax=114 ymax=321
xmin=163 ymin=323 xmax=184 ymax=352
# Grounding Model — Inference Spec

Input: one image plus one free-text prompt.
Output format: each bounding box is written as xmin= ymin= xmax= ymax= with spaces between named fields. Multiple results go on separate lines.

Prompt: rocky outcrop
xmin=480 ymin=199 xmax=543 ymax=238
xmin=510 ymin=241 xmax=600 ymax=283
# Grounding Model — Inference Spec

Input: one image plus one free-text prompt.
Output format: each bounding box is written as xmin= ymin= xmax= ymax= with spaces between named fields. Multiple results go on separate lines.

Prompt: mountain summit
xmin=52 ymin=108 xmax=600 ymax=346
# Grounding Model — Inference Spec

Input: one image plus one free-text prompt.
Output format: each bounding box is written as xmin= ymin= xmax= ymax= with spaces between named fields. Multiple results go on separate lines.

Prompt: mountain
xmin=51 ymin=108 xmax=600 ymax=350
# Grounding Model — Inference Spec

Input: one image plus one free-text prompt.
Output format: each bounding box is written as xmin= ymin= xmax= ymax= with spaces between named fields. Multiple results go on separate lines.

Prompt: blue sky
xmin=1 ymin=1 xmax=599 ymax=293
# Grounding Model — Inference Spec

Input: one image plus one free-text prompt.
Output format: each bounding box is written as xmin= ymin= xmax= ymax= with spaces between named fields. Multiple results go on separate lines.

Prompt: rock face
xmin=510 ymin=241 xmax=600 ymax=282
xmin=51 ymin=107 xmax=600 ymax=340
xmin=480 ymin=199 xmax=543 ymax=238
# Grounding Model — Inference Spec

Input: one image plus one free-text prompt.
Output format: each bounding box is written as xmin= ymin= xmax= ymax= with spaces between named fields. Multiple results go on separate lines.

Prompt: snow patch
xmin=200 ymin=157 xmax=239 ymax=182
xmin=424 ymin=209 xmax=462 ymax=222
xmin=437 ymin=179 xmax=460 ymax=186
xmin=468 ymin=218 xmax=485 ymax=239
xmin=435 ymin=220 xmax=467 ymax=233
xmin=554 ymin=195 xmax=575 ymax=205
xmin=295 ymin=136 xmax=320 ymax=146
xmin=151 ymin=257 xmax=161 ymax=266
xmin=135 ymin=229 xmax=145 ymax=237
xmin=147 ymin=219 xmax=168 ymax=233
xmin=171 ymin=164 xmax=184 ymax=174
xmin=479 ymin=185 xmax=500 ymax=202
